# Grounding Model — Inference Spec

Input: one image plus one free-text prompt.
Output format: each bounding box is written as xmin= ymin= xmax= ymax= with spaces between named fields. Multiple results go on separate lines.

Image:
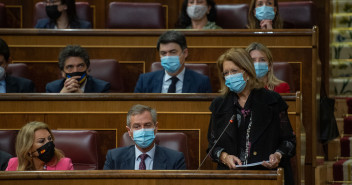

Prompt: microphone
xmin=197 ymin=114 xmax=235 ymax=170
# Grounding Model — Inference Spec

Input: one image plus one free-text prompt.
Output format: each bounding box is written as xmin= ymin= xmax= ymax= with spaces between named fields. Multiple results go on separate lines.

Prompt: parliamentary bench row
xmin=0 ymin=129 xmax=193 ymax=170
xmin=0 ymin=92 xmax=302 ymax=183
xmin=0 ymin=1 xmax=314 ymax=29
xmin=7 ymin=61 xmax=301 ymax=93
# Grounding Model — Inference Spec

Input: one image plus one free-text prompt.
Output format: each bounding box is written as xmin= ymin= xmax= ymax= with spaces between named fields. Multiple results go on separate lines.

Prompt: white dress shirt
xmin=161 ymin=67 xmax=185 ymax=93
xmin=134 ymin=144 xmax=156 ymax=170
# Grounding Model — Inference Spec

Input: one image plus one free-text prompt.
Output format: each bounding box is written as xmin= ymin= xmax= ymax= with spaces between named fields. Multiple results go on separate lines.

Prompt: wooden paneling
xmin=0 ymin=169 xmax=284 ymax=185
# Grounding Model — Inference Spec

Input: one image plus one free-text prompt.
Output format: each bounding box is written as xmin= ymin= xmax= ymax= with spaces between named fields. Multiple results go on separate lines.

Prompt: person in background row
xmin=6 ymin=121 xmax=73 ymax=171
xmin=104 ymin=104 xmax=186 ymax=170
xmin=0 ymin=150 xmax=12 ymax=170
xmin=35 ymin=0 xmax=91 ymax=29
xmin=176 ymin=0 xmax=221 ymax=29
xmin=46 ymin=45 xmax=110 ymax=93
xmin=207 ymin=48 xmax=295 ymax=185
xmin=248 ymin=0 xmax=283 ymax=29
xmin=246 ymin=42 xmax=290 ymax=93
xmin=134 ymin=31 xmax=212 ymax=93
xmin=0 ymin=38 xmax=35 ymax=93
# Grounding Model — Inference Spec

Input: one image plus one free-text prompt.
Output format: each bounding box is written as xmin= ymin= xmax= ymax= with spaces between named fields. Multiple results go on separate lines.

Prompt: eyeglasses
xmin=222 ymin=69 xmax=241 ymax=77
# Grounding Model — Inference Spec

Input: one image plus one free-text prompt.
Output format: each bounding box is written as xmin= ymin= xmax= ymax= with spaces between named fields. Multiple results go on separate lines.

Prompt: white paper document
xmin=235 ymin=161 xmax=269 ymax=168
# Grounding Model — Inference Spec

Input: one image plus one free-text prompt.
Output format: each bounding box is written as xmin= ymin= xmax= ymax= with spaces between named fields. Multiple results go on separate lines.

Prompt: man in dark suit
xmin=0 ymin=38 xmax=35 ymax=93
xmin=46 ymin=45 xmax=110 ymax=93
xmin=0 ymin=150 xmax=12 ymax=170
xmin=134 ymin=31 xmax=212 ymax=93
xmin=104 ymin=104 xmax=186 ymax=170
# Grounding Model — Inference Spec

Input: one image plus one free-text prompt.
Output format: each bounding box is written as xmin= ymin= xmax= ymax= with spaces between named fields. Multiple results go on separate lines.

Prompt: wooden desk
xmin=0 ymin=169 xmax=284 ymax=185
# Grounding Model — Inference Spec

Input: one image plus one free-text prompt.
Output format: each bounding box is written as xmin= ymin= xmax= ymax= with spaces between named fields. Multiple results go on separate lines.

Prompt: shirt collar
xmin=163 ymin=67 xmax=186 ymax=83
xmin=135 ymin=143 xmax=156 ymax=161
xmin=80 ymin=78 xmax=88 ymax=92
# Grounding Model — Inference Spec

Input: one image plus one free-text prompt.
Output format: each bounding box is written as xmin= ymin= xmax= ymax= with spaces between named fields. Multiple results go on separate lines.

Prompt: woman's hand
xmin=262 ymin=152 xmax=281 ymax=169
xmin=260 ymin=20 xmax=273 ymax=30
xmin=220 ymin=152 xmax=242 ymax=169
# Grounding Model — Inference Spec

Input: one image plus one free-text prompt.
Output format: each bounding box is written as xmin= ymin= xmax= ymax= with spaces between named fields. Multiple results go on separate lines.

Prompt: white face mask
xmin=0 ymin=66 xmax=5 ymax=81
xmin=186 ymin=5 xmax=208 ymax=20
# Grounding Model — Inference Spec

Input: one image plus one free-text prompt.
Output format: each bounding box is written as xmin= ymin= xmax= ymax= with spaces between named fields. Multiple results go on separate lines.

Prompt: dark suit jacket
xmin=134 ymin=68 xmax=212 ymax=93
xmin=5 ymin=75 xmax=35 ymax=93
xmin=207 ymin=88 xmax=296 ymax=185
xmin=35 ymin=18 xmax=92 ymax=29
xmin=0 ymin=150 xmax=12 ymax=171
xmin=103 ymin=145 xmax=186 ymax=170
xmin=46 ymin=75 xmax=110 ymax=93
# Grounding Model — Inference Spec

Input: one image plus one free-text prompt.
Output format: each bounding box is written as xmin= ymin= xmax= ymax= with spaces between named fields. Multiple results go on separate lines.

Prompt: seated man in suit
xmin=0 ymin=150 xmax=12 ymax=170
xmin=0 ymin=38 xmax=35 ymax=93
xmin=134 ymin=31 xmax=212 ymax=93
xmin=46 ymin=45 xmax=110 ymax=93
xmin=104 ymin=104 xmax=186 ymax=170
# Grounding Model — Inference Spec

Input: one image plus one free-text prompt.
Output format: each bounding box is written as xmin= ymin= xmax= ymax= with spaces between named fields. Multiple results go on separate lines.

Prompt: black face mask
xmin=46 ymin=5 xmax=62 ymax=20
xmin=66 ymin=71 xmax=87 ymax=84
xmin=36 ymin=141 xmax=55 ymax=163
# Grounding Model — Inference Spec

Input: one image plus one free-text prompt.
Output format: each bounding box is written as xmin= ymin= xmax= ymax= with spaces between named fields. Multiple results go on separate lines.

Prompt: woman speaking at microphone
xmin=207 ymin=48 xmax=295 ymax=185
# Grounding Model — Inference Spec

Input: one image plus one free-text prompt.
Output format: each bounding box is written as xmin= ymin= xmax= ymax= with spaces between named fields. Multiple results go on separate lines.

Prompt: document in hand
xmin=234 ymin=161 xmax=269 ymax=169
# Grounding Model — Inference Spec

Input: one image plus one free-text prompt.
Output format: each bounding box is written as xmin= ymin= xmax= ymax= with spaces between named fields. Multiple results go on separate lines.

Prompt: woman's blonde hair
xmin=16 ymin=121 xmax=64 ymax=171
xmin=217 ymin=48 xmax=263 ymax=95
xmin=247 ymin=0 xmax=283 ymax=29
xmin=246 ymin=42 xmax=284 ymax=91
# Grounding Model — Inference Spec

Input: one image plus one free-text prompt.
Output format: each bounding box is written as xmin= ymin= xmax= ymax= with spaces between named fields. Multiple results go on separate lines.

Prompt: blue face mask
xmin=225 ymin=73 xmax=247 ymax=93
xmin=161 ymin=56 xmax=181 ymax=74
xmin=132 ymin=128 xmax=155 ymax=148
xmin=255 ymin=6 xmax=275 ymax=21
xmin=254 ymin=62 xmax=269 ymax=78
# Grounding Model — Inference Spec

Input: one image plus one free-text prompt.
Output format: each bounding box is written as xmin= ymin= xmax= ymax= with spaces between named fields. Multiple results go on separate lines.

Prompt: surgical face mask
xmin=187 ymin=5 xmax=208 ymax=20
xmin=132 ymin=128 xmax=155 ymax=149
xmin=46 ymin=5 xmax=62 ymax=20
xmin=161 ymin=56 xmax=182 ymax=74
xmin=66 ymin=71 xmax=87 ymax=84
xmin=225 ymin=73 xmax=247 ymax=93
xmin=36 ymin=141 xmax=55 ymax=163
xmin=255 ymin=6 xmax=275 ymax=21
xmin=0 ymin=66 xmax=5 ymax=81
xmin=254 ymin=62 xmax=269 ymax=78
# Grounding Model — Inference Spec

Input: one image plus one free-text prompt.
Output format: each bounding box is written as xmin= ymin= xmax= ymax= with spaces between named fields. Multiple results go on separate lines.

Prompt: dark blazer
xmin=134 ymin=68 xmax=212 ymax=93
xmin=5 ymin=75 xmax=35 ymax=93
xmin=103 ymin=145 xmax=186 ymax=170
xmin=46 ymin=75 xmax=110 ymax=93
xmin=0 ymin=150 xmax=12 ymax=171
xmin=35 ymin=18 xmax=92 ymax=29
xmin=207 ymin=88 xmax=296 ymax=185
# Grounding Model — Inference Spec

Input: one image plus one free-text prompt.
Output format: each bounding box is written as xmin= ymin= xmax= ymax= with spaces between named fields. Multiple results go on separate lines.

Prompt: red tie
xmin=139 ymin=154 xmax=149 ymax=170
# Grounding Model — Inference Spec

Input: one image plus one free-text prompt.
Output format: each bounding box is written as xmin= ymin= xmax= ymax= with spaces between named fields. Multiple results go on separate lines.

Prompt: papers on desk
xmin=235 ymin=161 xmax=269 ymax=168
